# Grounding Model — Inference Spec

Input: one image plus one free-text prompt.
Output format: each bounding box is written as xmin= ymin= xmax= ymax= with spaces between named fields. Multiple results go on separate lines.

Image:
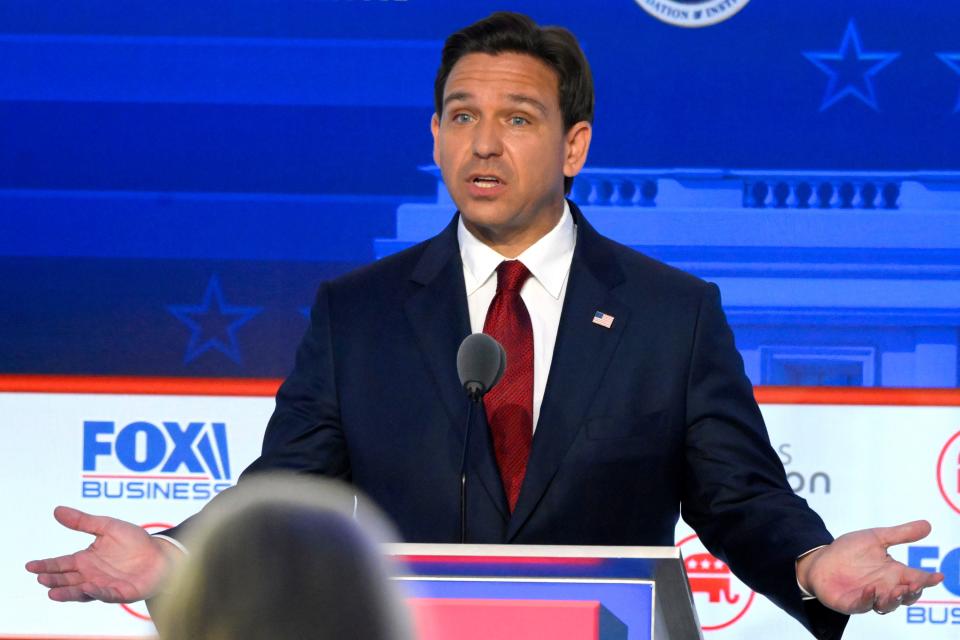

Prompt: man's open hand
xmin=25 ymin=506 xmax=180 ymax=603
xmin=797 ymin=520 xmax=944 ymax=615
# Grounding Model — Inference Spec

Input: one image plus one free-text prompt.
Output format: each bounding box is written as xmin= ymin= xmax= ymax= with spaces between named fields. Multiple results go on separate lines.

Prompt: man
xmin=27 ymin=12 xmax=942 ymax=639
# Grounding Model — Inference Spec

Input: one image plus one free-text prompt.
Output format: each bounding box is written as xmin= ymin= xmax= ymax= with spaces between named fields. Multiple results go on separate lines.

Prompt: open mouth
xmin=471 ymin=176 xmax=503 ymax=189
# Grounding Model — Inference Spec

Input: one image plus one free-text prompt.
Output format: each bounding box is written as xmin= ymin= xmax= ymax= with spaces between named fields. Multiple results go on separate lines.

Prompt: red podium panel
xmin=410 ymin=598 xmax=623 ymax=640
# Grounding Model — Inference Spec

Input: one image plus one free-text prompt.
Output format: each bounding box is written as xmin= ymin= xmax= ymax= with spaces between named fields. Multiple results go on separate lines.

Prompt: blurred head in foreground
xmin=155 ymin=474 xmax=413 ymax=640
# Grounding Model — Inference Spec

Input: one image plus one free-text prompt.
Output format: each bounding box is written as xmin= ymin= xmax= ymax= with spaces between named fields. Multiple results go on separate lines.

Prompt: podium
xmin=387 ymin=544 xmax=703 ymax=640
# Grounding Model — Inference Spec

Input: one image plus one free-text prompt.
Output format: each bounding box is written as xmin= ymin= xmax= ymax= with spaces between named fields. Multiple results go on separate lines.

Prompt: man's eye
xmin=510 ymin=116 xmax=529 ymax=126
xmin=452 ymin=113 xmax=473 ymax=123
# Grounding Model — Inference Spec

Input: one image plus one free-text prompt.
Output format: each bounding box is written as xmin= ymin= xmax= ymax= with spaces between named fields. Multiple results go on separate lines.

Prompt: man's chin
xmin=460 ymin=214 xmax=510 ymax=236
xmin=456 ymin=202 xmax=515 ymax=230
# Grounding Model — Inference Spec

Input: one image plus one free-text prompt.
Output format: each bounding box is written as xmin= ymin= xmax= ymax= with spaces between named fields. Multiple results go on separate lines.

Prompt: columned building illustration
xmin=377 ymin=167 xmax=960 ymax=388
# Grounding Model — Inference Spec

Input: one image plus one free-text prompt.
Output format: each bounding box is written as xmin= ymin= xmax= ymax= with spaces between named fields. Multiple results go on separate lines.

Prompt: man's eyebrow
xmin=506 ymin=93 xmax=548 ymax=116
xmin=441 ymin=91 xmax=549 ymax=116
xmin=443 ymin=91 xmax=472 ymax=108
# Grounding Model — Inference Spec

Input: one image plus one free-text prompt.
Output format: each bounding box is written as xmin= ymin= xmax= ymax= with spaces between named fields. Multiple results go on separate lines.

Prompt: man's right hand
xmin=25 ymin=506 xmax=181 ymax=603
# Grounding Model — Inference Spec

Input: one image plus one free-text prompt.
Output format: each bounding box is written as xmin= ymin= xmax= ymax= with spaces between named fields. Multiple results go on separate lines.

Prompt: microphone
xmin=456 ymin=333 xmax=506 ymax=543
xmin=457 ymin=332 xmax=507 ymax=402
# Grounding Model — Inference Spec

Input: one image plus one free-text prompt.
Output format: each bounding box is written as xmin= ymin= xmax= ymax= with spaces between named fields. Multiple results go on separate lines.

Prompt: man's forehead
xmin=442 ymin=52 xmax=560 ymax=104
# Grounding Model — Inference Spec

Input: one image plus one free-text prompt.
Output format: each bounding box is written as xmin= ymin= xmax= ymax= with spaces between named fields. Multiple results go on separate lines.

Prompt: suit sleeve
xmin=680 ymin=283 xmax=848 ymax=640
xmin=159 ymin=282 xmax=349 ymax=542
xmin=243 ymin=281 xmax=350 ymax=479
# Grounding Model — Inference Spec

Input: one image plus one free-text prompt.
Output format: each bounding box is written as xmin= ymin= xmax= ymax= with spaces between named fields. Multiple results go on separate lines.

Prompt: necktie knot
xmin=496 ymin=260 xmax=531 ymax=293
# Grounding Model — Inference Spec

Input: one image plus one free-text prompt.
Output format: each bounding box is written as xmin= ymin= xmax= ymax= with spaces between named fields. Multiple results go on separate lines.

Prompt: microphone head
xmin=457 ymin=333 xmax=506 ymax=402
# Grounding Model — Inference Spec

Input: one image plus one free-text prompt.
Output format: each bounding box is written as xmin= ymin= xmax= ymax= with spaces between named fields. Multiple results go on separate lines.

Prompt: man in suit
xmin=28 ymin=11 xmax=941 ymax=639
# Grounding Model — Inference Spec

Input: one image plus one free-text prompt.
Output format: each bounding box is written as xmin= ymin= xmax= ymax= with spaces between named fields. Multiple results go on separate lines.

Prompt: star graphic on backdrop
xmin=803 ymin=19 xmax=900 ymax=111
xmin=938 ymin=53 xmax=960 ymax=112
xmin=167 ymin=275 xmax=262 ymax=364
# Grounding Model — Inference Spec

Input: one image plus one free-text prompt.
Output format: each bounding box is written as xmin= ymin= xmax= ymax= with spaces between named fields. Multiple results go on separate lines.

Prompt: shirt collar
xmin=458 ymin=200 xmax=576 ymax=299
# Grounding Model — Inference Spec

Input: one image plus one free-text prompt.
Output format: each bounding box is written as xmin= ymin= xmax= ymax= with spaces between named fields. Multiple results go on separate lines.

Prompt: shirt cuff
xmin=152 ymin=533 xmax=189 ymax=555
xmin=796 ymin=544 xmax=829 ymax=600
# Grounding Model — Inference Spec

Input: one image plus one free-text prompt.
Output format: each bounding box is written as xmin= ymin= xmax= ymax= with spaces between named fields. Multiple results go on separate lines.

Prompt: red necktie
xmin=483 ymin=260 xmax=534 ymax=512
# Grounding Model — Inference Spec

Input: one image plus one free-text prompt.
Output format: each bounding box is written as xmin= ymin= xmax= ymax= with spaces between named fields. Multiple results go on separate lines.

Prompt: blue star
xmin=938 ymin=53 xmax=960 ymax=112
xmin=803 ymin=19 xmax=900 ymax=111
xmin=168 ymin=275 xmax=261 ymax=364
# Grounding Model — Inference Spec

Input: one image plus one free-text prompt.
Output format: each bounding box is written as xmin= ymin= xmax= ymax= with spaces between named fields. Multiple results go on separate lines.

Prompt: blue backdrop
xmin=1 ymin=0 xmax=958 ymax=386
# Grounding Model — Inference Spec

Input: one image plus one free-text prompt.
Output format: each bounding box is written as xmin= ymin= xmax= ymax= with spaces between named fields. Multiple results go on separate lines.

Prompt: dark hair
xmin=434 ymin=12 xmax=594 ymax=194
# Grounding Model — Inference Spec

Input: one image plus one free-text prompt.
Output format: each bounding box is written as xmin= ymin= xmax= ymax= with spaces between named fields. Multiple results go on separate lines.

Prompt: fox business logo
xmin=81 ymin=420 xmax=233 ymax=500
xmin=906 ymin=544 xmax=960 ymax=626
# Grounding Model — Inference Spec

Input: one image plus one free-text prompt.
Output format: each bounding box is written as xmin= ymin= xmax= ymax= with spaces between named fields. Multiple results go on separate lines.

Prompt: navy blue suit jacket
xmin=178 ymin=203 xmax=846 ymax=638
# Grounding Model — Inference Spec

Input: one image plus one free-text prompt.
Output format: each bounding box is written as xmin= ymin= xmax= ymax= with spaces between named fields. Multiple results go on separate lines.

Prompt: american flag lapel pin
xmin=592 ymin=310 xmax=614 ymax=329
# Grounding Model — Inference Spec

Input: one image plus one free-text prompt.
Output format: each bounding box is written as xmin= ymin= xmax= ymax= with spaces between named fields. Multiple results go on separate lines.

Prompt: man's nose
xmin=472 ymin=119 xmax=503 ymax=158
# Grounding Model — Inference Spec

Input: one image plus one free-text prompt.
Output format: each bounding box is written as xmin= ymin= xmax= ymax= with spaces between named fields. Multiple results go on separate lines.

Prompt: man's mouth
xmin=470 ymin=176 xmax=503 ymax=189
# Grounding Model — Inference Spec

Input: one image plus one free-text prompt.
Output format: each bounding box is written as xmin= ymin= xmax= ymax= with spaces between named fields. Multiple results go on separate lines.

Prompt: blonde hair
xmin=154 ymin=474 xmax=413 ymax=640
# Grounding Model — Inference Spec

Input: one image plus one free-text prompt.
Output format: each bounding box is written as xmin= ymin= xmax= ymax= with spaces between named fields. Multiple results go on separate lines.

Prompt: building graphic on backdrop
xmin=375 ymin=165 xmax=960 ymax=388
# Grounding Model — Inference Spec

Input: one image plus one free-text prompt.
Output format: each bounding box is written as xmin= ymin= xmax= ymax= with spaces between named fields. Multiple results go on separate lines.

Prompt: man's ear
xmin=431 ymin=113 xmax=441 ymax=167
xmin=562 ymin=121 xmax=592 ymax=179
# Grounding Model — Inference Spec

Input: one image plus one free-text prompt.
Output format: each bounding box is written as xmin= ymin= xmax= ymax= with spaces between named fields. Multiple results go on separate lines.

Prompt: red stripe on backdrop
xmin=1 ymin=376 xmax=959 ymax=405
xmin=0 ymin=375 xmax=281 ymax=396
xmin=755 ymin=386 xmax=960 ymax=406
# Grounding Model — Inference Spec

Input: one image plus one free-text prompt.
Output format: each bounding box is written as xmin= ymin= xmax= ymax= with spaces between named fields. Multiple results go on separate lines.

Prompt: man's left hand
xmin=796 ymin=520 xmax=944 ymax=615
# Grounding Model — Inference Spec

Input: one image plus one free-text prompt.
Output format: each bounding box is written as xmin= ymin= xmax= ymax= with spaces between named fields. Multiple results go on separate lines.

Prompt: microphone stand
xmin=459 ymin=387 xmax=481 ymax=544
xmin=455 ymin=334 xmax=504 ymax=545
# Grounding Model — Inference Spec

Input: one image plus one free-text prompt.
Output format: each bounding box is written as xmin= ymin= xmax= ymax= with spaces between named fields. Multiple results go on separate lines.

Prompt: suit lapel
xmin=403 ymin=216 xmax=509 ymax=521
xmin=507 ymin=205 xmax=630 ymax=540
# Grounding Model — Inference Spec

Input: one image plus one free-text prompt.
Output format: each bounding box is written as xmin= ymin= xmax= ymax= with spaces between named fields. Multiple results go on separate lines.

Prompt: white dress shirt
xmin=458 ymin=201 xmax=577 ymax=431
